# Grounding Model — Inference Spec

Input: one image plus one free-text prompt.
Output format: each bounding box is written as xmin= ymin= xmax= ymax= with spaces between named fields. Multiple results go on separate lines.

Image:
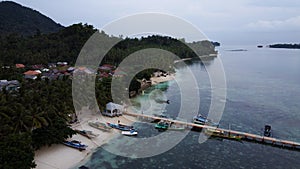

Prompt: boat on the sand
xmin=62 ymin=140 xmax=88 ymax=151
xmin=88 ymin=121 xmax=112 ymax=132
xmin=75 ymin=129 xmax=99 ymax=139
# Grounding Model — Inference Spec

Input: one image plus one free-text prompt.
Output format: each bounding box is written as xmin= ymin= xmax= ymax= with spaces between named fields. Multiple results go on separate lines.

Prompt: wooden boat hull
xmin=89 ymin=122 xmax=112 ymax=132
xmin=75 ymin=129 xmax=99 ymax=139
xmin=204 ymin=129 xmax=243 ymax=141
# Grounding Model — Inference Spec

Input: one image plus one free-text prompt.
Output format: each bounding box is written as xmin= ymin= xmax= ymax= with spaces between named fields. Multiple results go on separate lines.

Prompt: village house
xmin=0 ymin=80 xmax=20 ymax=92
xmin=23 ymin=70 xmax=41 ymax=80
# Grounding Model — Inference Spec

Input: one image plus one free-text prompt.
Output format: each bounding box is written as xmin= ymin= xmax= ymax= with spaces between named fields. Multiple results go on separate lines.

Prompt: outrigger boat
xmin=107 ymin=122 xmax=136 ymax=131
xmin=88 ymin=122 xmax=112 ymax=132
xmin=204 ymin=128 xmax=243 ymax=141
xmin=75 ymin=129 xmax=99 ymax=139
xmin=63 ymin=140 xmax=88 ymax=151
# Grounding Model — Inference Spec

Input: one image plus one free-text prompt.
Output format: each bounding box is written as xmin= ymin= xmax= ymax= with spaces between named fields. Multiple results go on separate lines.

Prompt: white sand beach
xmin=34 ymin=107 xmax=137 ymax=169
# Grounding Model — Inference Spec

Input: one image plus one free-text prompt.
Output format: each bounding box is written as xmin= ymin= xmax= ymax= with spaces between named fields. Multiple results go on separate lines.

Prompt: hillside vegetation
xmin=0 ymin=1 xmax=63 ymax=36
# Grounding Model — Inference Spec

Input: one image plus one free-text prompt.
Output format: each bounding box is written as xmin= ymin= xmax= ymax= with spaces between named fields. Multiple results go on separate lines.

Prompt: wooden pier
xmin=124 ymin=111 xmax=300 ymax=151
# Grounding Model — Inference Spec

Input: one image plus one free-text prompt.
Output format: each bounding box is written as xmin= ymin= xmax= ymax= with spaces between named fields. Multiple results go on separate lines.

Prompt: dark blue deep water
xmin=79 ymin=46 xmax=300 ymax=169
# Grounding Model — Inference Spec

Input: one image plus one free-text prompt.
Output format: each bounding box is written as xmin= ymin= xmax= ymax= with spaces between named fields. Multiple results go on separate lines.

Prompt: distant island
xmin=226 ymin=49 xmax=248 ymax=52
xmin=211 ymin=41 xmax=221 ymax=47
xmin=268 ymin=43 xmax=300 ymax=49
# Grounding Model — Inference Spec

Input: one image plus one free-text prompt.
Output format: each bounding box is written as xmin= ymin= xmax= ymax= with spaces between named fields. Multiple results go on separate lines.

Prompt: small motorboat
xmin=121 ymin=129 xmax=138 ymax=136
xmin=155 ymin=121 xmax=169 ymax=130
xmin=193 ymin=114 xmax=219 ymax=127
xmin=193 ymin=114 xmax=208 ymax=125
xmin=264 ymin=125 xmax=272 ymax=137
xmin=63 ymin=140 xmax=88 ymax=151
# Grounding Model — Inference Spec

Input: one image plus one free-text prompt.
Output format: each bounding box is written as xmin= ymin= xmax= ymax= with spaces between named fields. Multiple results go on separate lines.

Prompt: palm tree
xmin=25 ymin=106 xmax=49 ymax=130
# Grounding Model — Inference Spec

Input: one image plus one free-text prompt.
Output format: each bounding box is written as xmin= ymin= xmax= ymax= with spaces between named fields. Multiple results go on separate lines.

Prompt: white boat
xmin=121 ymin=130 xmax=138 ymax=136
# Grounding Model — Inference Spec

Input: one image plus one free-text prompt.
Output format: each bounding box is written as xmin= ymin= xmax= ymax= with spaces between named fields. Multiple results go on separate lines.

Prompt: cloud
xmin=246 ymin=16 xmax=300 ymax=31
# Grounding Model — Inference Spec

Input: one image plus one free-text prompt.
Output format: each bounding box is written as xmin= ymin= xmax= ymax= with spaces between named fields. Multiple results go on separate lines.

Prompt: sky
xmin=10 ymin=0 xmax=300 ymax=45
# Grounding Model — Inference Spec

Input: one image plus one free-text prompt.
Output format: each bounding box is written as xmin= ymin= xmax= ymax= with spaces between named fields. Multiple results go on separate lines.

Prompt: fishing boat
xmin=204 ymin=129 xmax=243 ymax=141
xmin=168 ymin=123 xmax=186 ymax=131
xmin=121 ymin=129 xmax=138 ymax=136
xmin=88 ymin=122 xmax=112 ymax=132
xmin=193 ymin=115 xmax=219 ymax=127
xmin=107 ymin=122 xmax=135 ymax=131
xmin=264 ymin=125 xmax=272 ymax=137
xmin=63 ymin=140 xmax=88 ymax=151
xmin=193 ymin=114 xmax=208 ymax=125
xmin=75 ymin=129 xmax=99 ymax=139
xmin=155 ymin=121 xmax=169 ymax=130
xmin=154 ymin=121 xmax=185 ymax=131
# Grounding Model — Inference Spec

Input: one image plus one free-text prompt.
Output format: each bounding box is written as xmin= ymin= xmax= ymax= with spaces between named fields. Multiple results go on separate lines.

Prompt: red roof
xmin=16 ymin=64 xmax=25 ymax=68
xmin=23 ymin=70 xmax=40 ymax=76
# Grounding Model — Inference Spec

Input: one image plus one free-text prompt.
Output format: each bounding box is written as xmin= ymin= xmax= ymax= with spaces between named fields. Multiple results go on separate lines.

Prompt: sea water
xmin=80 ymin=46 xmax=300 ymax=169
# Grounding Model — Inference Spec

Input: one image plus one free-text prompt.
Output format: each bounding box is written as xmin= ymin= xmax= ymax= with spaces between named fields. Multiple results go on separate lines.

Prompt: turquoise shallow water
xmin=80 ymin=46 xmax=300 ymax=169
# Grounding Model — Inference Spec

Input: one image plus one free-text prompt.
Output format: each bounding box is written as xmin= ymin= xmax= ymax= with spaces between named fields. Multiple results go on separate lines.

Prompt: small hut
xmin=102 ymin=102 xmax=124 ymax=117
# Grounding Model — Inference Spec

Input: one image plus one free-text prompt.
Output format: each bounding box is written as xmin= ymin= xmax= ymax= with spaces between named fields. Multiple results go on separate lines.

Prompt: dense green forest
xmin=0 ymin=23 xmax=96 ymax=65
xmin=0 ymin=1 xmax=63 ymax=36
xmin=0 ymin=70 xmax=74 ymax=168
xmin=0 ymin=67 xmax=114 ymax=169
xmin=0 ymin=23 xmax=216 ymax=66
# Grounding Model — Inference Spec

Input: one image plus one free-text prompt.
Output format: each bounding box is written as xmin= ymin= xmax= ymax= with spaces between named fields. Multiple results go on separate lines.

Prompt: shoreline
xmin=34 ymin=107 xmax=137 ymax=169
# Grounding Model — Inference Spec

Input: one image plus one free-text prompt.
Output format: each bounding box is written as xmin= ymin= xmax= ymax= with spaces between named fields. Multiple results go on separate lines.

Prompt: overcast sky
xmin=11 ymin=0 xmax=300 ymax=45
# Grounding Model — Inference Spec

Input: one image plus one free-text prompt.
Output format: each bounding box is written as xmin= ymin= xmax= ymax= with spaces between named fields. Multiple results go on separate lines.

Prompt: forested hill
xmin=0 ymin=1 xmax=63 ymax=36
xmin=0 ymin=1 xmax=217 ymax=66
xmin=0 ymin=23 xmax=217 ymax=66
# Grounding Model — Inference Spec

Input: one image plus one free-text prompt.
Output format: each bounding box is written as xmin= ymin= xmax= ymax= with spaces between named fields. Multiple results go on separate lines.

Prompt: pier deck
xmin=124 ymin=111 xmax=300 ymax=150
